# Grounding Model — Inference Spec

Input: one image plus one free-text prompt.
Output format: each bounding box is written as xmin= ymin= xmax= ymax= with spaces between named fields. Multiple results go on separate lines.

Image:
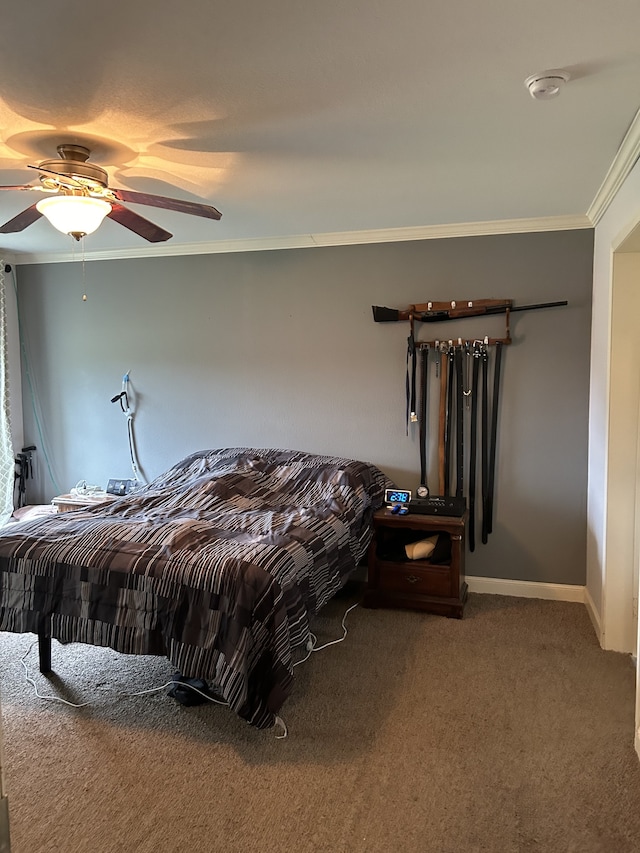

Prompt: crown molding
xmin=588 ymin=105 xmax=640 ymax=226
xmin=4 ymin=213 xmax=592 ymax=266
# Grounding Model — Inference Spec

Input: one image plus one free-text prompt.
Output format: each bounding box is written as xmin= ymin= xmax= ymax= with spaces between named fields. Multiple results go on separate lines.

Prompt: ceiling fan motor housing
xmin=38 ymin=144 xmax=109 ymax=192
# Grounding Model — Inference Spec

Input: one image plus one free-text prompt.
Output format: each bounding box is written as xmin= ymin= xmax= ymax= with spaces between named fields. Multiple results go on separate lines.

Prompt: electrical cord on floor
xmin=20 ymin=642 xmax=91 ymax=708
xmin=19 ymin=599 xmax=360 ymax=737
xmin=293 ymin=600 xmax=359 ymax=669
xmin=274 ymin=716 xmax=288 ymax=739
xmin=21 ymin=641 xmax=289 ymax=738
xmin=120 ymin=680 xmax=227 ymax=705
xmin=20 ymin=641 xmax=227 ymax=708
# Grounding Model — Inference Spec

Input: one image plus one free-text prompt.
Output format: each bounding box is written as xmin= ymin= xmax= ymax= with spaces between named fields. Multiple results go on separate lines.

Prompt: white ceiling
xmin=1 ymin=0 xmax=639 ymax=264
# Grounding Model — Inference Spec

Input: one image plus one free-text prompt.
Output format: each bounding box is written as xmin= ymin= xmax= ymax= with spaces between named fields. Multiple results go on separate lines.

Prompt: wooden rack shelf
xmin=415 ymin=336 xmax=510 ymax=348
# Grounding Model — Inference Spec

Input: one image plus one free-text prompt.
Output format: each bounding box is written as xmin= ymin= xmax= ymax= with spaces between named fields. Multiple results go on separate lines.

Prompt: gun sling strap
xmin=444 ymin=346 xmax=455 ymax=495
xmin=468 ymin=347 xmax=481 ymax=552
xmin=406 ymin=333 xmax=417 ymax=434
xmin=480 ymin=346 xmax=490 ymax=544
xmin=418 ymin=345 xmax=429 ymax=493
xmin=438 ymin=347 xmax=448 ymax=493
xmin=486 ymin=341 xmax=503 ymax=536
xmin=454 ymin=346 xmax=464 ymax=499
xmin=438 ymin=343 xmax=468 ymax=499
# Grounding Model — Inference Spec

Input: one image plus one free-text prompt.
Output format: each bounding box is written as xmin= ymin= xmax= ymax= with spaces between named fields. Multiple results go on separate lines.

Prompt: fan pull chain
xmin=80 ymin=236 xmax=87 ymax=301
xmin=68 ymin=234 xmax=87 ymax=302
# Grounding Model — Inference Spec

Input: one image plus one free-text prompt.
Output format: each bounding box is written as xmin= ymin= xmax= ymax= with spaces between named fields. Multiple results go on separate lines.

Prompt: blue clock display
xmin=384 ymin=488 xmax=411 ymax=505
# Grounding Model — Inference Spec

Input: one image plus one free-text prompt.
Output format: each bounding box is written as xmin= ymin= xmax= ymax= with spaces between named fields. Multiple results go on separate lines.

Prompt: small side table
xmin=364 ymin=507 xmax=468 ymax=618
xmin=51 ymin=493 xmax=116 ymax=513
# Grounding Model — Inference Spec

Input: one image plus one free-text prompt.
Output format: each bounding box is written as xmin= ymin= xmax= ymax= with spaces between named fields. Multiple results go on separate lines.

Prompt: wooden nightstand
xmin=51 ymin=493 xmax=116 ymax=513
xmin=363 ymin=508 xmax=468 ymax=618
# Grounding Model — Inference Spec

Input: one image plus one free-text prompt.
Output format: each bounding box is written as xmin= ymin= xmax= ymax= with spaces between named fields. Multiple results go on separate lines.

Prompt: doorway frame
xmin=606 ymin=219 xmax=640 ymax=759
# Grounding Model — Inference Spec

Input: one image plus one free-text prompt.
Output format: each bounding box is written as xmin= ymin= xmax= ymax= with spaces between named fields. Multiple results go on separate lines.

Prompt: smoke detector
xmin=524 ymin=69 xmax=570 ymax=100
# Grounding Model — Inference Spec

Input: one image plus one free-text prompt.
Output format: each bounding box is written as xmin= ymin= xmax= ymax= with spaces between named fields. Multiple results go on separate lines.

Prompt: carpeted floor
xmin=1 ymin=591 xmax=640 ymax=853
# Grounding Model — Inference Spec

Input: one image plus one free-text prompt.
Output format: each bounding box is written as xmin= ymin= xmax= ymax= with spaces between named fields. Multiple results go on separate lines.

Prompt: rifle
xmin=372 ymin=299 xmax=568 ymax=324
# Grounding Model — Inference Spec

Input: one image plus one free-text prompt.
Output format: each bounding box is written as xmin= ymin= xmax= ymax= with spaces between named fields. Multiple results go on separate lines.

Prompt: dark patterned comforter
xmin=0 ymin=448 xmax=390 ymax=728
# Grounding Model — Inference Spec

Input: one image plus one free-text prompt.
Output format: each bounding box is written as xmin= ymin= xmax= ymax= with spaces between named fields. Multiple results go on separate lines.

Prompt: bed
xmin=0 ymin=447 xmax=390 ymax=728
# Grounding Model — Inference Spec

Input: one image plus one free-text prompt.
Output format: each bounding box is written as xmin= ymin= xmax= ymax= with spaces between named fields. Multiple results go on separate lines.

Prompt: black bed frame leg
xmin=38 ymin=630 xmax=52 ymax=673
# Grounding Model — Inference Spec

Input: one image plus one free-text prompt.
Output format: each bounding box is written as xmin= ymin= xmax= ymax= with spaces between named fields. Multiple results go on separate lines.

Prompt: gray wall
xmin=15 ymin=228 xmax=593 ymax=584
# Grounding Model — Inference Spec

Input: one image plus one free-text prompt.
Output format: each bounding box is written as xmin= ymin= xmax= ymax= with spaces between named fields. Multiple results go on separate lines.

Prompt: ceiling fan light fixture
xmin=36 ymin=195 xmax=111 ymax=239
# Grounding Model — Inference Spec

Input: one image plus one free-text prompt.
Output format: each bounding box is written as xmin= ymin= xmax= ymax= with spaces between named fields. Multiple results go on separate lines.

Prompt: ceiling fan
xmin=0 ymin=143 xmax=222 ymax=242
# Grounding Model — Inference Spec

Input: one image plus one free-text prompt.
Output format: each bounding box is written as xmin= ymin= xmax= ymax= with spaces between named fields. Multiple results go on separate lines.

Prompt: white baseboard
xmin=583 ymin=584 xmax=604 ymax=644
xmin=466 ymin=575 xmax=585 ymax=603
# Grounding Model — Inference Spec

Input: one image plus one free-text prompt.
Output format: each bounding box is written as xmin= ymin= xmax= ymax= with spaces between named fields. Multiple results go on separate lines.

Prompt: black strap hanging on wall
xmin=443 ymin=345 xmax=455 ymax=496
xmin=468 ymin=349 xmax=481 ymax=552
xmin=454 ymin=346 xmax=464 ymax=499
xmin=410 ymin=337 xmax=417 ymax=424
xmin=418 ymin=346 xmax=429 ymax=493
xmin=405 ymin=334 xmax=417 ymax=435
xmin=486 ymin=341 xmax=503 ymax=536
xmin=481 ymin=346 xmax=490 ymax=545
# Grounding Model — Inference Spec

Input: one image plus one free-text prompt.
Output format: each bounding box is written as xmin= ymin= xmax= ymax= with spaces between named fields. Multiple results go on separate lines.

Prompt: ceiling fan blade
xmin=0 ymin=203 xmax=43 ymax=233
xmin=0 ymin=185 xmax=40 ymax=192
xmin=110 ymin=188 xmax=222 ymax=220
xmin=107 ymin=203 xmax=172 ymax=242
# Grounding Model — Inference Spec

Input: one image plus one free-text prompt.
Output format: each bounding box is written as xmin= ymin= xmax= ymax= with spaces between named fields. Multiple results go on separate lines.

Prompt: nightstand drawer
xmin=377 ymin=561 xmax=452 ymax=597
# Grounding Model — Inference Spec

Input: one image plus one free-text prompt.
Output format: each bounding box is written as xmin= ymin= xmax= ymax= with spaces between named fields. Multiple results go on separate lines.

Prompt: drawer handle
xmin=405 ymin=575 xmax=420 ymax=584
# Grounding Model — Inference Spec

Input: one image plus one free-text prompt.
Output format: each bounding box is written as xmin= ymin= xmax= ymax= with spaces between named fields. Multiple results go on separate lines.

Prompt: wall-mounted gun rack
xmin=372 ymin=298 xmax=568 ymax=550
xmin=408 ymin=298 xmax=513 ymax=347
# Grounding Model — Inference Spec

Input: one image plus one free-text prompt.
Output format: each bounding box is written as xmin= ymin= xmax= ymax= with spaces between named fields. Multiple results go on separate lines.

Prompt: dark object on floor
xmin=167 ymin=674 xmax=211 ymax=706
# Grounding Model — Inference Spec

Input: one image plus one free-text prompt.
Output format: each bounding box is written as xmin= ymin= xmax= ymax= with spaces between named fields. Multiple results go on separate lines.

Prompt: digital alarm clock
xmin=384 ymin=488 xmax=412 ymax=505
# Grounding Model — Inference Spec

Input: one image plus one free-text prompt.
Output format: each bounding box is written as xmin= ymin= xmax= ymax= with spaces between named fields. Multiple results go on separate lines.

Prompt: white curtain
xmin=0 ymin=262 xmax=14 ymax=525
xmin=0 ymin=260 xmax=13 ymax=849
